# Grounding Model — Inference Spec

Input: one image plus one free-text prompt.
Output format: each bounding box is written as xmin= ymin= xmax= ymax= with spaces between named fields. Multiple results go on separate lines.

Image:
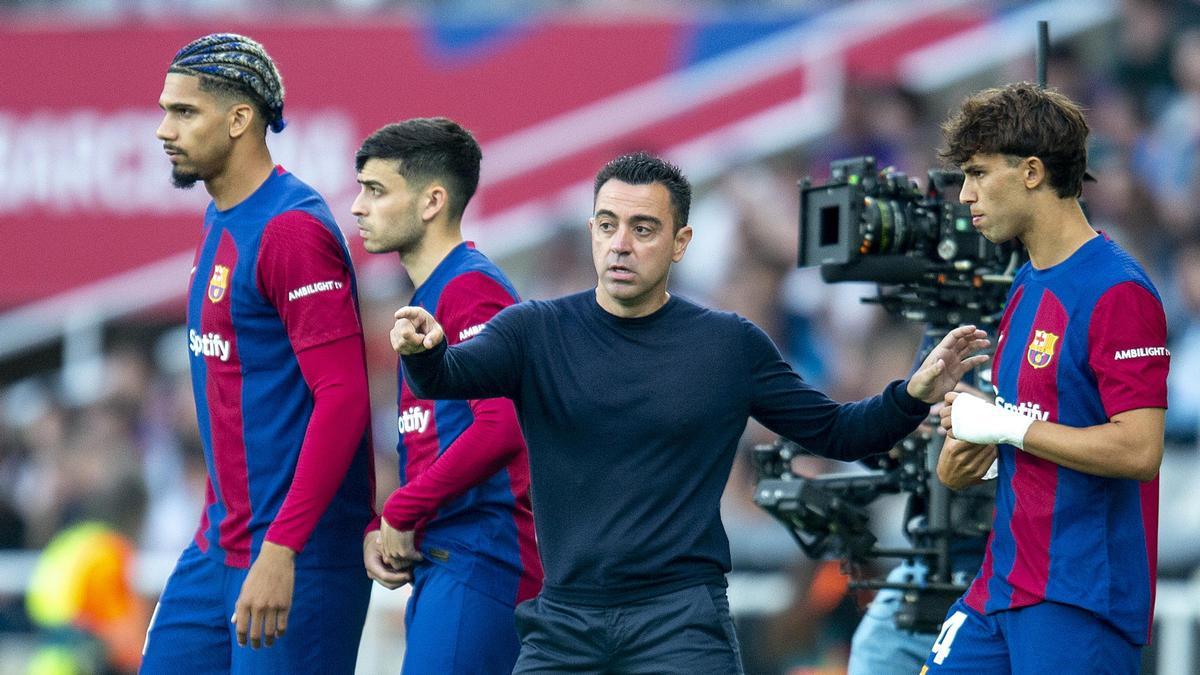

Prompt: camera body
xmin=798 ymin=156 xmax=1023 ymax=327
xmin=800 ymin=156 xmax=1013 ymax=274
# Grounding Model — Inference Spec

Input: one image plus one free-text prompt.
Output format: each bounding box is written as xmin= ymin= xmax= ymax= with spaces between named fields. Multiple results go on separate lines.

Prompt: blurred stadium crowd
xmin=3 ymin=0 xmax=1200 ymax=673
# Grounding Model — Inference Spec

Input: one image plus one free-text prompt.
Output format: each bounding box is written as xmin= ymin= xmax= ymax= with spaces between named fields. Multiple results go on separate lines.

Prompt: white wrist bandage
xmin=951 ymin=393 xmax=1035 ymax=449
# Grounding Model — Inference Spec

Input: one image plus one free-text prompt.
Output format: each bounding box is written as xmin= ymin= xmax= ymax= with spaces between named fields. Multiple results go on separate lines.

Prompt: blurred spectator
xmin=1134 ymin=27 xmax=1200 ymax=238
xmin=709 ymin=164 xmax=801 ymax=341
xmin=1158 ymin=236 xmax=1200 ymax=578
xmin=0 ymin=419 xmax=28 ymax=550
xmin=11 ymin=399 xmax=71 ymax=549
xmin=26 ymin=475 xmax=151 ymax=674
xmin=1081 ymin=85 xmax=1165 ymax=269
xmin=137 ymin=366 xmax=207 ymax=557
xmin=1115 ymin=0 xmax=1177 ymax=118
xmin=810 ymin=85 xmax=927 ymax=182
xmin=1165 ymin=235 xmax=1200 ymax=445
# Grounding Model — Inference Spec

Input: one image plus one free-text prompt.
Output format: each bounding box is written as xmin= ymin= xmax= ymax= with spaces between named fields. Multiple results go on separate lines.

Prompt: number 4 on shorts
xmin=930 ymin=610 xmax=968 ymax=666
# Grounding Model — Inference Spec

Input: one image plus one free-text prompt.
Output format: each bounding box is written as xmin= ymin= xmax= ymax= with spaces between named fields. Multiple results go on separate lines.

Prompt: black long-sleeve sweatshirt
xmin=403 ymin=290 xmax=929 ymax=605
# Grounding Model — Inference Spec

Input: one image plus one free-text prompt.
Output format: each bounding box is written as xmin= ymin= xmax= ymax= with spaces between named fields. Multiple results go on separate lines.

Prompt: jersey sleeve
xmin=264 ymin=334 xmax=371 ymax=552
xmin=382 ymin=398 xmax=524 ymax=531
xmin=256 ymin=210 xmax=362 ymax=352
xmin=1088 ymin=281 xmax=1170 ymax=417
xmin=437 ymin=272 xmax=519 ymax=348
xmin=381 ymin=272 xmax=526 ymax=530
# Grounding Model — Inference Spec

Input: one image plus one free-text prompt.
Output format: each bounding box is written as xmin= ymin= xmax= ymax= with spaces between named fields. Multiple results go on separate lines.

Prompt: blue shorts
xmin=921 ymin=598 xmax=1140 ymax=674
xmin=401 ymin=561 xmax=521 ymax=674
xmin=141 ymin=543 xmax=371 ymax=674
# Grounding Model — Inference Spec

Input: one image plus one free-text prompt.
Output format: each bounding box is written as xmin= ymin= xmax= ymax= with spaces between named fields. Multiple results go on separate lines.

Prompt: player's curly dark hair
xmin=355 ymin=118 xmax=483 ymax=221
xmin=940 ymin=82 xmax=1089 ymax=198
xmin=593 ymin=152 xmax=692 ymax=231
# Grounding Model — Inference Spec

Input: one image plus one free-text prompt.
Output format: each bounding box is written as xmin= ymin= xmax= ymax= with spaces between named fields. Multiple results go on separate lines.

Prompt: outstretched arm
xmin=747 ymin=319 xmax=929 ymax=462
xmin=393 ymin=303 xmax=527 ymax=401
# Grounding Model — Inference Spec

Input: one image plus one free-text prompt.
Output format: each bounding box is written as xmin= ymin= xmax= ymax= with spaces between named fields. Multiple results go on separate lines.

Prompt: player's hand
xmin=363 ymin=529 xmax=413 ymax=590
xmin=379 ymin=518 xmax=424 ymax=570
xmin=939 ymin=390 xmax=958 ymax=432
xmin=233 ymin=541 xmax=295 ymax=649
xmin=937 ymin=431 xmax=998 ymax=490
xmin=391 ymin=306 xmax=445 ymax=355
xmin=929 ymin=383 xmax=992 ymax=434
xmin=907 ymin=325 xmax=990 ymax=404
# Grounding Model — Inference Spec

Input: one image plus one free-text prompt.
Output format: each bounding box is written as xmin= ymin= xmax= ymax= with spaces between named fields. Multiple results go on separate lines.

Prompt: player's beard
xmin=171 ymin=167 xmax=202 ymax=189
xmin=377 ymin=203 xmax=426 ymax=256
xmin=169 ymin=142 xmax=228 ymax=190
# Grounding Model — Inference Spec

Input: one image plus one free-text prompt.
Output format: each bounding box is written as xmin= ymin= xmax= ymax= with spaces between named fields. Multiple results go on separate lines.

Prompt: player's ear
xmin=672 ymin=224 xmax=693 ymax=262
xmin=228 ymin=103 xmax=255 ymax=139
xmin=1022 ymin=156 xmax=1047 ymax=190
xmin=421 ymin=184 xmax=448 ymax=223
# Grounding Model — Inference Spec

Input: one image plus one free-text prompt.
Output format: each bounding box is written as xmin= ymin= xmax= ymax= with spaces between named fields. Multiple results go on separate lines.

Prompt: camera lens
xmin=860 ymin=196 xmax=895 ymax=254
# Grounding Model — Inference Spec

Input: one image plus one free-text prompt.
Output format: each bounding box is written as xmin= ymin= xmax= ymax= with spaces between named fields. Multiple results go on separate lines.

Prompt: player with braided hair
xmin=167 ymin=33 xmax=287 ymax=134
xmin=142 ymin=33 xmax=375 ymax=673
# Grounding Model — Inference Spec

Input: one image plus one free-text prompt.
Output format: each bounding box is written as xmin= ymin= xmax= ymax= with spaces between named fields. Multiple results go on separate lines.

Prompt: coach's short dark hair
xmin=940 ymin=82 xmax=1089 ymax=198
xmin=355 ymin=118 xmax=482 ymax=221
xmin=169 ymin=33 xmax=286 ymax=135
xmin=593 ymin=152 xmax=692 ymax=231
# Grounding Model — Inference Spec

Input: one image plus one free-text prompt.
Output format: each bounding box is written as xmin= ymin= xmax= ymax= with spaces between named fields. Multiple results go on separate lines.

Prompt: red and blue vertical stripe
xmin=965 ymin=234 xmax=1167 ymax=645
xmin=393 ymin=241 xmax=542 ymax=606
xmin=187 ymin=167 xmax=373 ymax=569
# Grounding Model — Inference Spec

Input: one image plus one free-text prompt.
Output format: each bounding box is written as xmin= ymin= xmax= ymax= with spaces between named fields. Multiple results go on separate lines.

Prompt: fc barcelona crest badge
xmin=1026 ymin=329 xmax=1059 ymax=369
xmin=208 ymin=265 xmax=230 ymax=303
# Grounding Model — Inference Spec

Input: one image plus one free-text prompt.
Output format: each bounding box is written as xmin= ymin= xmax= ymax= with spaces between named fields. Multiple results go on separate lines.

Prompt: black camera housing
xmin=800 ymin=156 xmax=1016 ymax=275
xmin=797 ymin=156 xmax=1024 ymax=328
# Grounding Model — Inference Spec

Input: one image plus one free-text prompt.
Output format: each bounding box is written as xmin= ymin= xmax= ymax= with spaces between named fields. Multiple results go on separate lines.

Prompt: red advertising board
xmin=0 ymin=9 xmax=983 ymax=311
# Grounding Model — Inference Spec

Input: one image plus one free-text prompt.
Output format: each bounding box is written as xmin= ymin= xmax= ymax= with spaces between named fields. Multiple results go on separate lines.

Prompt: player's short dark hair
xmin=940 ymin=82 xmax=1089 ymax=198
xmin=593 ymin=152 xmax=692 ymax=231
xmin=169 ymin=33 xmax=286 ymax=135
xmin=355 ymin=118 xmax=483 ymax=221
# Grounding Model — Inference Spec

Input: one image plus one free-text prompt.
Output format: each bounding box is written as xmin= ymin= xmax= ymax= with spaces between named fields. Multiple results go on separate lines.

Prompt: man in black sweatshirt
xmin=388 ymin=152 xmax=990 ymax=674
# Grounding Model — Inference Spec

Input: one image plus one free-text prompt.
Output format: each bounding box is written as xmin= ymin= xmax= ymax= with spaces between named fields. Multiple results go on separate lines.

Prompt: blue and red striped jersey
xmin=186 ymin=166 xmax=374 ymax=569
xmin=966 ymin=233 xmax=1169 ymax=644
xmin=385 ymin=241 xmax=542 ymax=605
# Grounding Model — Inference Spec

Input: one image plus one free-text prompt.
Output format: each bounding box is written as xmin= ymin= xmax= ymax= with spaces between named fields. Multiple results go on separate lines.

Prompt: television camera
xmin=753 ymin=155 xmax=1023 ymax=632
xmin=798 ymin=155 xmax=1023 ymax=328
